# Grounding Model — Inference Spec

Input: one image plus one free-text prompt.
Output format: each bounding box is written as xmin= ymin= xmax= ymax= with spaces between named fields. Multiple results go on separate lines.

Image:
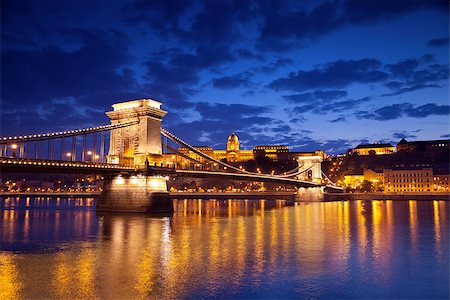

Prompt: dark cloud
xmin=257 ymin=0 xmax=447 ymax=51
xmin=272 ymin=124 xmax=291 ymax=133
xmin=270 ymin=56 xmax=447 ymax=96
xmin=331 ymin=97 xmax=371 ymax=112
xmin=428 ymin=37 xmax=449 ymax=47
xmin=143 ymin=45 xmax=236 ymax=107
xmin=234 ymin=48 xmax=264 ymax=60
xmin=164 ymin=102 xmax=278 ymax=148
xmin=269 ymin=59 xmax=388 ymax=92
xmin=330 ymin=116 xmax=346 ymax=123
xmin=383 ymin=56 xmax=448 ymax=96
xmin=405 ymin=103 xmax=450 ymax=118
xmin=260 ymin=58 xmax=294 ymax=73
xmin=211 ymin=72 xmax=254 ymax=89
xmin=441 ymin=134 xmax=450 ymax=138
xmin=0 ymin=99 xmax=107 ymax=136
xmin=289 ymin=96 xmax=369 ymax=115
xmin=1 ymin=29 xmax=136 ymax=110
xmin=125 ymin=0 xmax=194 ymax=28
xmin=289 ymin=117 xmax=307 ymax=124
xmin=283 ymin=90 xmax=347 ymax=103
xmin=357 ymin=103 xmax=450 ymax=120
xmin=393 ymin=132 xmax=417 ymax=139
xmin=195 ymin=102 xmax=270 ymax=121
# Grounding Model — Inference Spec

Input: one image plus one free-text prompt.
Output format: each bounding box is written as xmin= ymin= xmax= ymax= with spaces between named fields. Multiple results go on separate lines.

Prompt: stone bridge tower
xmin=106 ymin=99 xmax=167 ymax=167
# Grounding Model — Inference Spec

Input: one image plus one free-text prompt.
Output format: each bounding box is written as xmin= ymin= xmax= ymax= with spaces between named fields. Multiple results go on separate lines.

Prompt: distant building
xmin=396 ymin=138 xmax=450 ymax=152
xmin=384 ymin=166 xmax=433 ymax=192
xmin=344 ymin=173 xmax=364 ymax=188
xmin=253 ymin=145 xmax=289 ymax=161
xmin=167 ymin=132 xmax=325 ymax=165
xmin=352 ymin=143 xmax=395 ymax=155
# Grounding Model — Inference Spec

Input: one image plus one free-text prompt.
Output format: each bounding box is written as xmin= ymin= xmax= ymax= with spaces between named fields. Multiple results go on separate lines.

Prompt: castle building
xmin=351 ymin=143 xmax=395 ymax=155
xmin=167 ymin=132 xmax=324 ymax=166
xmin=396 ymin=138 xmax=450 ymax=152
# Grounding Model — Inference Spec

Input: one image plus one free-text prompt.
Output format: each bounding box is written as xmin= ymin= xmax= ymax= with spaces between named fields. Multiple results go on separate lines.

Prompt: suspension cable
xmin=0 ymin=121 xmax=138 ymax=144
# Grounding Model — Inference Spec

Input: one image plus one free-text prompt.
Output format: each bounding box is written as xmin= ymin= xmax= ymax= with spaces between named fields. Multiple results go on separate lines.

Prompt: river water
xmin=1 ymin=197 xmax=448 ymax=299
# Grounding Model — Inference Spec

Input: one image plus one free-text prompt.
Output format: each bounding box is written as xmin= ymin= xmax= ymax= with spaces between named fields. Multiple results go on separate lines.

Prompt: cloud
xmin=260 ymin=58 xmax=294 ymax=73
xmin=356 ymin=103 xmax=450 ymax=120
xmin=211 ymin=72 xmax=254 ymax=89
xmin=269 ymin=59 xmax=388 ymax=92
xmin=393 ymin=132 xmax=417 ymax=139
xmin=164 ymin=101 xmax=279 ymax=148
xmin=195 ymin=102 xmax=270 ymax=121
xmin=234 ymin=48 xmax=264 ymax=60
xmin=283 ymin=90 xmax=347 ymax=103
xmin=269 ymin=55 xmax=448 ymax=97
xmin=428 ymin=37 xmax=449 ymax=47
xmin=441 ymin=134 xmax=450 ymax=138
xmin=289 ymin=96 xmax=370 ymax=115
xmin=330 ymin=116 xmax=346 ymax=123
xmin=257 ymin=0 xmax=446 ymax=51
xmin=382 ymin=56 xmax=448 ymax=96
xmin=1 ymin=29 xmax=137 ymax=110
xmin=143 ymin=45 xmax=236 ymax=107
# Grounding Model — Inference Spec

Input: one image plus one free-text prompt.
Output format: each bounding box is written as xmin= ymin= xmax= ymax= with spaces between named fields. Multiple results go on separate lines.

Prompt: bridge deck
xmin=0 ymin=157 xmax=342 ymax=191
xmin=0 ymin=157 xmax=134 ymax=174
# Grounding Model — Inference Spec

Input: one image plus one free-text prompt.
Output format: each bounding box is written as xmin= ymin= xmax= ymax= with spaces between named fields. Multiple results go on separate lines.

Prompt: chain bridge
xmin=0 ymin=99 xmax=342 ymax=212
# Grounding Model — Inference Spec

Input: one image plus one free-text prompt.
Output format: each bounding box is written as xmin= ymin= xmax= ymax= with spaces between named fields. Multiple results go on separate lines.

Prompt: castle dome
xmin=228 ymin=132 xmax=239 ymax=143
xmin=227 ymin=132 xmax=239 ymax=152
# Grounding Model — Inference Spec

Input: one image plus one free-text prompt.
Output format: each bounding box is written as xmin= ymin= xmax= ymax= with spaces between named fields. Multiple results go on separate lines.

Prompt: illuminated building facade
xmin=364 ymin=169 xmax=384 ymax=188
xmin=171 ymin=133 xmax=321 ymax=165
xmin=384 ymin=167 xmax=433 ymax=192
xmin=351 ymin=143 xmax=395 ymax=155
xmin=433 ymin=169 xmax=449 ymax=192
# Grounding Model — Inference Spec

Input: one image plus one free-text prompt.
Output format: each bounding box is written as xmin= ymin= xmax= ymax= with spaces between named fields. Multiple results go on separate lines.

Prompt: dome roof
xmin=227 ymin=132 xmax=239 ymax=143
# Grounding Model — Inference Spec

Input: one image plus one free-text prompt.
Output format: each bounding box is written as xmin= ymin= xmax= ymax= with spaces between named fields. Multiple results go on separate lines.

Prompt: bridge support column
xmin=106 ymin=99 xmax=167 ymax=168
xmin=97 ymin=174 xmax=173 ymax=213
xmin=295 ymin=187 xmax=325 ymax=202
xmin=296 ymin=152 xmax=324 ymax=183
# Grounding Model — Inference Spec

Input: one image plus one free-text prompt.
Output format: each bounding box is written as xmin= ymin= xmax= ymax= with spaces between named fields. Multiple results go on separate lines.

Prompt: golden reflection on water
xmin=0 ymin=253 xmax=23 ymax=299
xmin=1 ymin=199 xmax=449 ymax=299
xmin=409 ymin=200 xmax=418 ymax=251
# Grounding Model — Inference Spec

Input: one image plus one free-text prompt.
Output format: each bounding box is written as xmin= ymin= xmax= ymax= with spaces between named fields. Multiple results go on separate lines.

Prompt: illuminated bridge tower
xmin=296 ymin=152 xmax=324 ymax=183
xmin=295 ymin=151 xmax=325 ymax=202
xmin=98 ymin=99 xmax=173 ymax=214
xmin=106 ymin=99 xmax=167 ymax=167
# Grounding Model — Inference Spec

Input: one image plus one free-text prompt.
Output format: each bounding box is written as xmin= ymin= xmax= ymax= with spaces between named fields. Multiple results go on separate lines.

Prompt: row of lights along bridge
xmin=8 ymin=143 xmax=100 ymax=162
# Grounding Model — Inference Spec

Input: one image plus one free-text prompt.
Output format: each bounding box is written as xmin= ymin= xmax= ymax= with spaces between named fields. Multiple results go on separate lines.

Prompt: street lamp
xmin=11 ymin=144 xmax=18 ymax=158
xmin=66 ymin=152 xmax=72 ymax=161
xmin=87 ymin=150 xmax=92 ymax=162
xmin=94 ymin=154 xmax=100 ymax=161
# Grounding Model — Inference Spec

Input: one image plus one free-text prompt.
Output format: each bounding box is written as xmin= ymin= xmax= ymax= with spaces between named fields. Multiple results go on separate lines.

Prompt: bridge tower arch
xmin=296 ymin=152 xmax=324 ymax=183
xmin=106 ymin=99 xmax=167 ymax=167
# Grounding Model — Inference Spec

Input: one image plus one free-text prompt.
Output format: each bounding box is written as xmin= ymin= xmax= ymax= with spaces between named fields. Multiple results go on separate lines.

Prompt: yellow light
xmin=87 ymin=151 xmax=92 ymax=155
xmin=94 ymin=155 xmax=100 ymax=159
xmin=114 ymin=176 xmax=125 ymax=185
xmin=11 ymin=144 xmax=17 ymax=149
xmin=66 ymin=152 xmax=71 ymax=157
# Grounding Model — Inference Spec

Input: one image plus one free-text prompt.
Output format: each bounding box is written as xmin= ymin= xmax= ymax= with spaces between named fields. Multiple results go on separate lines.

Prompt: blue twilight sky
xmin=1 ymin=0 xmax=449 ymax=154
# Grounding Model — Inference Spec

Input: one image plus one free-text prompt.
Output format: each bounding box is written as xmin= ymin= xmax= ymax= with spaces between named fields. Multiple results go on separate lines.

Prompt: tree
xmin=359 ymin=180 xmax=373 ymax=193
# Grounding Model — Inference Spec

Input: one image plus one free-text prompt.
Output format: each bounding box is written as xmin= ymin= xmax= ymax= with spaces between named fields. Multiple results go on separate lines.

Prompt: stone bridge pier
xmin=295 ymin=187 xmax=325 ymax=202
